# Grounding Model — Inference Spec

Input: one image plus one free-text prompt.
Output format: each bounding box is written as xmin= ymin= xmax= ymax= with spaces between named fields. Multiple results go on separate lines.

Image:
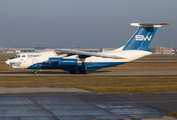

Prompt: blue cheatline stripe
xmin=27 ymin=62 xmax=127 ymax=71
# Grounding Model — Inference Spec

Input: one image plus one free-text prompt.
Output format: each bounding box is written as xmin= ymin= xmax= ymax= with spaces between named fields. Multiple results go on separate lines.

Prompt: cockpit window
xmin=9 ymin=55 xmax=21 ymax=59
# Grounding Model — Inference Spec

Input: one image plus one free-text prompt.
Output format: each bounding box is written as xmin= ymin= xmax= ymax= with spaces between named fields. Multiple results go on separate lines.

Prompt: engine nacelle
xmin=49 ymin=58 xmax=82 ymax=65
xmin=49 ymin=58 xmax=60 ymax=65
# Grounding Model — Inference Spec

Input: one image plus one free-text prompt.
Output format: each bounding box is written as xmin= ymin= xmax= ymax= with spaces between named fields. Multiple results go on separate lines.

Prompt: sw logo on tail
xmin=135 ymin=35 xmax=152 ymax=41
xmin=5 ymin=23 xmax=170 ymax=74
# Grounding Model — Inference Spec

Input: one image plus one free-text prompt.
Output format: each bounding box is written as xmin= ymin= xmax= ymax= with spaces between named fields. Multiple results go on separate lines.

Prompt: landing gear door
xmin=32 ymin=59 xmax=38 ymax=67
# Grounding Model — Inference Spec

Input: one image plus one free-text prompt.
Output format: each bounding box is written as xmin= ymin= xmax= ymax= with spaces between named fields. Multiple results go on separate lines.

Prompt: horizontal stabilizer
xmin=131 ymin=23 xmax=170 ymax=27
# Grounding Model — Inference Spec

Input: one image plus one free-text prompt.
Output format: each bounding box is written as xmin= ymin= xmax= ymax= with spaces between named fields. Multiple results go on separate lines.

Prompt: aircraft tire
xmin=33 ymin=71 xmax=37 ymax=74
xmin=75 ymin=70 xmax=80 ymax=74
xmin=83 ymin=70 xmax=88 ymax=74
xmin=70 ymin=71 xmax=75 ymax=74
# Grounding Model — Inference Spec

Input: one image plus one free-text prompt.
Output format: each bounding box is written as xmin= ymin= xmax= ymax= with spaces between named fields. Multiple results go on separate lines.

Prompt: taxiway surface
xmin=0 ymin=70 xmax=177 ymax=76
xmin=0 ymin=87 xmax=176 ymax=120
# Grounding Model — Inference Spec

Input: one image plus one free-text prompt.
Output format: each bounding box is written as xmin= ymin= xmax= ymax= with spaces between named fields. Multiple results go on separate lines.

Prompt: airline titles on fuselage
xmin=27 ymin=55 xmax=41 ymax=58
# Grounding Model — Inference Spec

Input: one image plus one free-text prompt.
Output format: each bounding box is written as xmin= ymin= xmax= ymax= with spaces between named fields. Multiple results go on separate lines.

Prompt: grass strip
xmin=166 ymin=113 xmax=177 ymax=118
xmin=0 ymin=54 xmax=14 ymax=60
xmin=140 ymin=54 xmax=177 ymax=59
xmin=0 ymin=75 xmax=177 ymax=94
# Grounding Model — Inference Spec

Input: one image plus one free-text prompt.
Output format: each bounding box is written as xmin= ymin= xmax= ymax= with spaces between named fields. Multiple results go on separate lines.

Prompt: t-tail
xmin=122 ymin=23 xmax=170 ymax=51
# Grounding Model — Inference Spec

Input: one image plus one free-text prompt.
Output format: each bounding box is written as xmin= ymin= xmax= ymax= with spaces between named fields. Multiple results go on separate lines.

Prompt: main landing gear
xmin=32 ymin=70 xmax=88 ymax=74
xmin=83 ymin=70 xmax=88 ymax=74
xmin=70 ymin=70 xmax=88 ymax=74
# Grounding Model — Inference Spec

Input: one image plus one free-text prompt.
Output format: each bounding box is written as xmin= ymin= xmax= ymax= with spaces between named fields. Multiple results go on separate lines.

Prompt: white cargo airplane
xmin=5 ymin=23 xmax=170 ymax=74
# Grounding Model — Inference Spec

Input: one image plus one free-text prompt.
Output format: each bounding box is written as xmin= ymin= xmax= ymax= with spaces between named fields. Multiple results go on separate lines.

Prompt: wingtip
xmin=115 ymin=57 xmax=126 ymax=59
xmin=162 ymin=23 xmax=170 ymax=25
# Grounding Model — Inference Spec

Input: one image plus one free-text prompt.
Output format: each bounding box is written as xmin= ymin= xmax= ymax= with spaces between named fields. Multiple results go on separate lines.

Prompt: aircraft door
xmin=32 ymin=59 xmax=38 ymax=67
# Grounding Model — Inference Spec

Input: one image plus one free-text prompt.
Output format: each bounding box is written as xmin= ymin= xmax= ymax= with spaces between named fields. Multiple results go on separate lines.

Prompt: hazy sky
xmin=0 ymin=0 xmax=176 ymax=48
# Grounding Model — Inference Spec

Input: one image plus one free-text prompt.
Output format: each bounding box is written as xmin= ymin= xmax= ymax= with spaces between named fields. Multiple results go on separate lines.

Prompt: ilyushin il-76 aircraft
xmin=5 ymin=23 xmax=170 ymax=74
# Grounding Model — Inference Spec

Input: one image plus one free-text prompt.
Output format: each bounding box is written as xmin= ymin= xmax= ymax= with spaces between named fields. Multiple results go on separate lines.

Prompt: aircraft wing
xmin=54 ymin=49 xmax=125 ymax=59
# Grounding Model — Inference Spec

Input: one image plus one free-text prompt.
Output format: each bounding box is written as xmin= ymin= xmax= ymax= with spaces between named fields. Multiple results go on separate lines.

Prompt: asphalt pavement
xmin=0 ymin=87 xmax=176 ymax=120
xmin=0 ymin=70 xmax=177 ymax=76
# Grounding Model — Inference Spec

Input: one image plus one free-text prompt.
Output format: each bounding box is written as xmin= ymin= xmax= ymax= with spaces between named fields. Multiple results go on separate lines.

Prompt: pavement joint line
xmin=113 ymin=112 xmax=160 ymax=114
xmin=0 ymin=114 xmax=132 ymax=117
xmin=0 ymin=93 xmax=99 ymax=96
xmin=135 ymin=101 xmax=177 ymax=103
xmin=72 ymin=94 xmax=118 ymax=115
xmin=0 ymin=101 xmax=153 ymax=106
xmin=26 ymin=96 xmax=56 ymax=116
xmin=104 ymin=94 xmax=161 ymax=113
xmin=155 ymin=92 xmax=177 ymax=94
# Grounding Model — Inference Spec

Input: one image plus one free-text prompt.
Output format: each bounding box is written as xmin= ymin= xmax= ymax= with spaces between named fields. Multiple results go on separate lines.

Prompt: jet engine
xmin=49 ymin=58 xmax=82 ymax=65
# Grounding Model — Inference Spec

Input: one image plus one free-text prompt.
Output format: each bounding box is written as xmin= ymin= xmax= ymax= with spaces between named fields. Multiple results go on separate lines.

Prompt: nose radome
xmin=5 ymin=60 xmax=9 ymax=65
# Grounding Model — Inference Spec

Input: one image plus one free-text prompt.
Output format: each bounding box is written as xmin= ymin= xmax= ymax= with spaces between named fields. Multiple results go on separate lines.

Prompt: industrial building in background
xmin=0 ymin=47 xmax=102 ymax=53
xmin=0 ymin=47 xmax=176 ymax=54
xmin=155 ymin=47 xmax=174 ymax=54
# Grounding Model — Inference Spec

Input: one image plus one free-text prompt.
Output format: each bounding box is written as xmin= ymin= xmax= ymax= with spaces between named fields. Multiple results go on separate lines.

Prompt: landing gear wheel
xmin=69 ymin=70 xmax=80 ymax=74
xmin=70 ymin=71 xmax=75 ymax=74
xmin=33 ymin=71 xmax=37 ymax=74
xmin=75 ymin=70 xmax=80 ymax=74
xmin=83 ymin=70 xmax=88 ymax=74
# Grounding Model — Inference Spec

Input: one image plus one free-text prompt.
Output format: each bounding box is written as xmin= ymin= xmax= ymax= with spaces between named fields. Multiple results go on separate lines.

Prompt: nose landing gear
xmin=33 ymin=71 xmax=37 ymax=74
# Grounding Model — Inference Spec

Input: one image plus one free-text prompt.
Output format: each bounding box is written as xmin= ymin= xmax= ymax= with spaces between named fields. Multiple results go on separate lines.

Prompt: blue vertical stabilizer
xmin=123 ymin=23 xmax=170 ymax=51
